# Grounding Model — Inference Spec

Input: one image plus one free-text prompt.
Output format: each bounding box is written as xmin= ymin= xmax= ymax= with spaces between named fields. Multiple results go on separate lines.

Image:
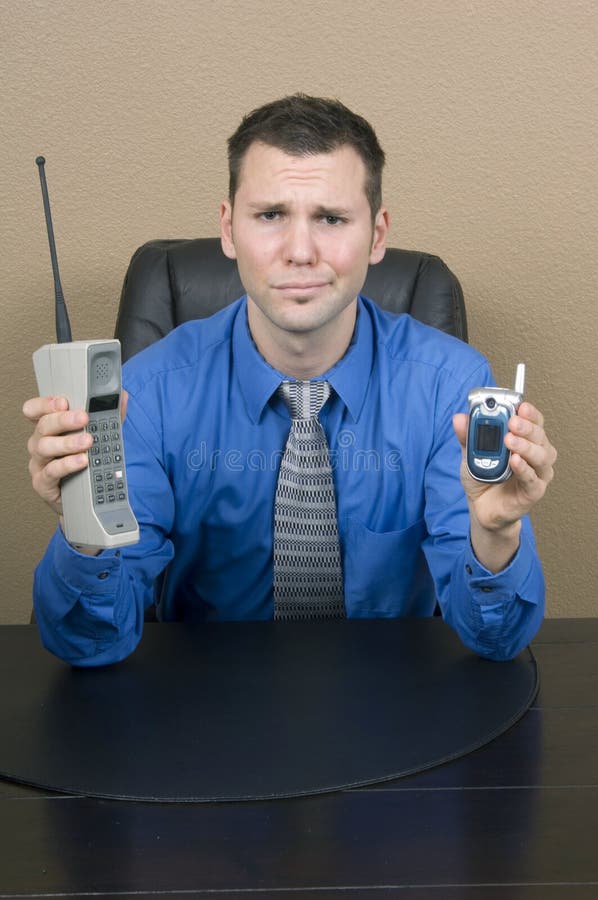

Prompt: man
xmin=24 ymin=95 xmax=556 ymax=666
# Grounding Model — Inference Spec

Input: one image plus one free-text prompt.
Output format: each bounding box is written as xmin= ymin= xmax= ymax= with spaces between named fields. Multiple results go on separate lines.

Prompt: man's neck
xmin=247 ymin=299 xmax=357 ymax=380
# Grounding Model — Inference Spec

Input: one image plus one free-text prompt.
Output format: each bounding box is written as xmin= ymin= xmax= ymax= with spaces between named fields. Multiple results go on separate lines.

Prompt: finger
xmin=507 ymin=453 xmax=544 ymax=502
xmin=508 ymin=413 xmax=548 ymax=449
xmin=28 ymin=409 xmax=90 ymax=462
xmin=36 ymin=408 xmax=89 ymax=437
xmin=508 ymin=451 xmax=554 ymax=504
xmin=34 ymin=452 xmax=90 ymax=487
xmin=505 ymin=432 xmax=556 ymax=484
xmin=510 ymin=408 xmax=556 ymax=460
xmin=516 ymin=401 xmax=544 ymax=429
xmin=452 ymin=413 xmax=468 ymax=448
xmin=29 ymin=428 xmax=93 ymax=463
xmin=31 ymin=452 xmax=89 ymax=512
xmin=22 ymin=396 xmax=69 ymax=424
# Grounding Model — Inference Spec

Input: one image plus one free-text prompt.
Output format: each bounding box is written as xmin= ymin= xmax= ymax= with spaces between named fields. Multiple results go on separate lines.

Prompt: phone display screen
xmin=476 ymin=422 xmax=502 ymax=453
xmin=89 ymin=393 xmax=119 ymax=413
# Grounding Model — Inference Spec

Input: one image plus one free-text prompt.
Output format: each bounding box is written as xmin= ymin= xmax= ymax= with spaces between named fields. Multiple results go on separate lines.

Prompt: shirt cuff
xmin=51 ymin=525 xmax=122 ymax=596
xmin=463 ymin=529 xmax=538 ymax=606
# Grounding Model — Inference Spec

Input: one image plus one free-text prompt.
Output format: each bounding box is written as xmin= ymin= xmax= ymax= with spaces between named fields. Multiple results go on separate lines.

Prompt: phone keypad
xmin=473 ymin=457 xmax=500 ymax=470
xmin=87 ymin=416 xmax=129 ymax=507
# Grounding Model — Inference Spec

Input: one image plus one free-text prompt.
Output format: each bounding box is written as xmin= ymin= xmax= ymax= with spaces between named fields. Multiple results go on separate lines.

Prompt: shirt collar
xmin=325 ymin=297 xmax=373 ymax=422
xmin=233 ymin=299 xmax=282 ymax=424
xmin=233 ymin=296 xmax=374 ymax=424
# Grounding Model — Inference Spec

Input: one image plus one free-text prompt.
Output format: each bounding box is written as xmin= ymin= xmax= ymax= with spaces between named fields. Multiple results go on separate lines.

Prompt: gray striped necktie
xmin=273 ymin=380 xmax=345 ymax=620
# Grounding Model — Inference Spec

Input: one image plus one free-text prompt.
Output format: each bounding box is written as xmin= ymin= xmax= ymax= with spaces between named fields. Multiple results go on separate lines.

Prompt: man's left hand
xmin=453 ymin=401 xmax=557 ymax=534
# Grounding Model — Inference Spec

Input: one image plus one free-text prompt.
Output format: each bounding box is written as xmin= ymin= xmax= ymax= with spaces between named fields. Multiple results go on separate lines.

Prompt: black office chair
xmin=114 ymin=238 xmax=467 ymax=360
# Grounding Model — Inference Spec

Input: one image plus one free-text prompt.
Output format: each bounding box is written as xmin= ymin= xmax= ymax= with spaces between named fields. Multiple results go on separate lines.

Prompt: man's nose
xmin=283 ymin=219 xmax=318 ymax=265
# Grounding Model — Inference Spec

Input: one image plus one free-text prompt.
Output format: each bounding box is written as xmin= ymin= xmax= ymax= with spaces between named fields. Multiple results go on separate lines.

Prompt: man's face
xmin=220 ymin=142 xmax=388 ymax=344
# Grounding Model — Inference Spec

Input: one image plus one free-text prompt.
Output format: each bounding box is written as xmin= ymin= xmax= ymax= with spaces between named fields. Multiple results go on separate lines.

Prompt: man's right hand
xmin=23 ymin=396 xmax=92 ymax=516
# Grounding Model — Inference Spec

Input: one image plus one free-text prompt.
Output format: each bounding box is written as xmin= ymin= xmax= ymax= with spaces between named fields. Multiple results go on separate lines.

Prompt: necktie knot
xmin=277 ymin=380 xmax=331 ymax=420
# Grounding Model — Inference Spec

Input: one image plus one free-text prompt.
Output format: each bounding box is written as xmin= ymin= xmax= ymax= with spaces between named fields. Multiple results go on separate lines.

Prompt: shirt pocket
xmin=343 ymin=516 xmax=433 ymax=617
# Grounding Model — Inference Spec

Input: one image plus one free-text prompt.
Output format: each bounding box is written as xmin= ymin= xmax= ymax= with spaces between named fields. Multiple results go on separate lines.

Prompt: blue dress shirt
xmin=34 ymin=296 xmax=544 ymax=665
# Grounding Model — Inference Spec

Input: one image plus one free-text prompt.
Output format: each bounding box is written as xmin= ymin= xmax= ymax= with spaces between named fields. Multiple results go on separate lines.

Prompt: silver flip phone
xmin=466 ymin=363 xmax=525 ymax=483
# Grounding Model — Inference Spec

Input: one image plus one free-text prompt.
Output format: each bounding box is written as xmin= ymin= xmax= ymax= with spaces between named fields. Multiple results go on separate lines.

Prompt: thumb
xmin=120 ymin=388 xmax=129 ymax=423
xmin=452 ymin=413 xmax=468 ymax=448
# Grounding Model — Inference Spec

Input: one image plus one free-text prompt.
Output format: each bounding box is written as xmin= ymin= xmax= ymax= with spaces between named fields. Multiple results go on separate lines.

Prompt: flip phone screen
xmin=476 ymin=423 xmax=501 ymax=453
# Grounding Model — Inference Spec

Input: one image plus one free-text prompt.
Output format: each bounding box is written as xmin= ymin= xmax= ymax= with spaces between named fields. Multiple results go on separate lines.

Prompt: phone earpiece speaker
xmin=93 ymin=356 xmax=112 ymax=385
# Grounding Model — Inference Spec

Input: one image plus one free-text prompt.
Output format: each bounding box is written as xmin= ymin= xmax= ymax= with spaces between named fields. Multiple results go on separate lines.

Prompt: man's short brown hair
xmin=227 ymin=94 xmax=385 ymax=222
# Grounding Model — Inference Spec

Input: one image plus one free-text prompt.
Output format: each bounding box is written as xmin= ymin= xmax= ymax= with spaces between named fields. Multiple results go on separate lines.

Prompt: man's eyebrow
xmin=313 ymin=205 xmax=352 ymax=217
xmin=247 ymin=200 xmax=287 ymax=210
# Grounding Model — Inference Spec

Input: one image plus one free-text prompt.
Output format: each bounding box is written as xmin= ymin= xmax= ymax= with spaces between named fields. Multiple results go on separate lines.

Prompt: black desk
xmin=1 ymin=618 xmax=597 ymax=898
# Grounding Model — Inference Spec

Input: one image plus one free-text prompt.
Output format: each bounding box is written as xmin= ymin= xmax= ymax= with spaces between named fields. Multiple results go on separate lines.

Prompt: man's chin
xmin=247 ymin=292 xmax=358 ymax=337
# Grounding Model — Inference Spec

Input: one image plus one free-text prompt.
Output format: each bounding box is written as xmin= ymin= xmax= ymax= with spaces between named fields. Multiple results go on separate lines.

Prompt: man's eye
xmin=323 ymin=215 xmax=344 ymax=226
xmin=260 ymin=211 xmax=280 ymax=221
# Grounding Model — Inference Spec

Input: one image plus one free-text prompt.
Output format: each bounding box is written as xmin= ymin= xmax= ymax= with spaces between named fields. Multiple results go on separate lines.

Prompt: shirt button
xmin=97 ymin=571 xmax=110 ymax=580
xmin=481 ymin=586 xmax=494 ymax=593
xmin=465 ymin=564 xmax=472 ymax=575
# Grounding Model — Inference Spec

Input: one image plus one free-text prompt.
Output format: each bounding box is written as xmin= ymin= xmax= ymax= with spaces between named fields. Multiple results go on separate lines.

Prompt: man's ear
xmin=220 ymin=200 xmax=236 ymax=260
xmin=369 ymin=207 xmax=390 ymax=265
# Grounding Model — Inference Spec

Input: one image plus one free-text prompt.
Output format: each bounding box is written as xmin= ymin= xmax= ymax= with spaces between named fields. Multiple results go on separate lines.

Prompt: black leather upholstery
xmin=115 ymin=238 xmax=468 ymax=361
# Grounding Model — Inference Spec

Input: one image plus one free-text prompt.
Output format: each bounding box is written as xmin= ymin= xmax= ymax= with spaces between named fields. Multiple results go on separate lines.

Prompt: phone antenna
xmin=35 ymin=156 xmax=72 ymax=343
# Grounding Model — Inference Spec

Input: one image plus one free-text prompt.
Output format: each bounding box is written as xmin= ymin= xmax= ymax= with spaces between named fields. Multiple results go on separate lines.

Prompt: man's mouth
xmin=273 ymin=281 xmax=330 ymax=291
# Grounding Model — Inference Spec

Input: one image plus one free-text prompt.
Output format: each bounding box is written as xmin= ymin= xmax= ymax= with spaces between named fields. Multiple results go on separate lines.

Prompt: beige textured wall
xmin=1 ymin=0 xmax=596 ymax=623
